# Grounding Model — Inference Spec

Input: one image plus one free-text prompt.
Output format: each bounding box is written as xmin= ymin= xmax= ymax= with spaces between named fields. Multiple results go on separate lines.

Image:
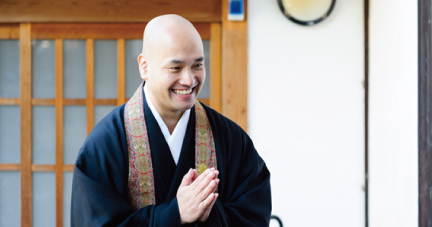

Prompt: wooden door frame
xmin=0 ymin=0 xmax=248 ymax=130
xmin=0 ymin=1 xmax=249 ymax=227
xmin=0 ymin=22 xmax=223 ymax=227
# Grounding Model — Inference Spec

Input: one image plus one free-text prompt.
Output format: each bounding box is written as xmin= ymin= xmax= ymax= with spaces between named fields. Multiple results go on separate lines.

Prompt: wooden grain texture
xmin=0 ymin=98 xmax=20 ymax=105
xmin=0 ymin=23 xmax=19 ymax=39
xmin=117 ymin=39 xmax=126 ymax=106
xmin=55 ymin=38 xmax=64 ymax=227
xmin=87 ymin=39 xmax=94 ymax=135
xmin=0 ymin=164 xmax=20 ymax=171
xmin=19 ymin=23 xmax=32 ymax=227
xmin=209 ymin=23 xmax=222 ymax=113
xmin=0 ymin=0 xmax=221 ymax=23
xmin=221 ymin=0 xmax=248 ymax=131
xmin=31 ymin=99 xmax=55 ymax=105
xmin=31 ymin=23 xmax=210 ymax=39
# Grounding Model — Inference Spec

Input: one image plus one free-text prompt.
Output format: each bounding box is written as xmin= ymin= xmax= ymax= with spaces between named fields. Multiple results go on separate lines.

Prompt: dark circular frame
xmin=277 ymin=0 xmax=336 ymax=26
xmin=270 ymin=215 xmax=284 ymax=227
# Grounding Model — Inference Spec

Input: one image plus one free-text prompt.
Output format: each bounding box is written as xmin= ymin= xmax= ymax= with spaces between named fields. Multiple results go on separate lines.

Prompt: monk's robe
xmin=71 ymin=89 xmax=271 ymax=226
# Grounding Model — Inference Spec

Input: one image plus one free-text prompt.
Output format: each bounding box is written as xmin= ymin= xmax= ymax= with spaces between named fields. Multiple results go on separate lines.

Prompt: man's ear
xmin=137 ymin=54 xmax=148 ymax=80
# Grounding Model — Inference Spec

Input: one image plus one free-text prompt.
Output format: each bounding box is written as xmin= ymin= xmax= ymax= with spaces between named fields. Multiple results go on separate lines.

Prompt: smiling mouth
xmin=172 ymin=88 xmax=193 ymax=95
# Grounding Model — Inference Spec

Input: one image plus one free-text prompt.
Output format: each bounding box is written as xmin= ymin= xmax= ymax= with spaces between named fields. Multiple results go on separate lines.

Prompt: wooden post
xmin=117 ymin=39 xmax=125 ymax=106
xmin=210 ymin=23 xmax=222 ymax=113
xmin=20 ymin=22 xmax=32 ymax=227
xmin=55 ymin=38 xmax=64 ymax=227
xmin=86 ymin=39 xmax=94 ymax=134
xmin=221 ymin=0 xmax=248 ymax=131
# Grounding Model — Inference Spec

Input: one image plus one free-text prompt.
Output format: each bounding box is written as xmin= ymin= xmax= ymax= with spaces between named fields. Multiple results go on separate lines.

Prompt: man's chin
xmin=173 ymin=101 xmax=196 ymax=112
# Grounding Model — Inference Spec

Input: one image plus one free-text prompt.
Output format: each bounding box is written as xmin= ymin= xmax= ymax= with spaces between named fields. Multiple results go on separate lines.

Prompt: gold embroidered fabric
xmin=125 ymin=83 xmax=217 ymax=209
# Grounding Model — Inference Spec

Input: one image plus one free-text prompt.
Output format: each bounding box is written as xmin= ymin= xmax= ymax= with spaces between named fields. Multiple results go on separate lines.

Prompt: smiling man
xmin=71 ymin=15 xmax=271 ymax=226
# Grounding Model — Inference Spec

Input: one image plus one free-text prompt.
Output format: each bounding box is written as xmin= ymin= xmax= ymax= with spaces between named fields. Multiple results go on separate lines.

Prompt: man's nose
xmin=179 ymin=69 xmax=194 ymax=86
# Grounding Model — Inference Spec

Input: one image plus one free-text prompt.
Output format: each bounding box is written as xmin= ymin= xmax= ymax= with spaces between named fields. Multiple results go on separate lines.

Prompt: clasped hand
xmin=177 ymin=168 xmax=219 ymax=224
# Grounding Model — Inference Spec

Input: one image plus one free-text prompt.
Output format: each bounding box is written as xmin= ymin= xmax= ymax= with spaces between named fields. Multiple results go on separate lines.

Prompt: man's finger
xmin=196 ymin=179 xmax=217 ymax=203
xmin=204 ymin=191 xmax=218 ymax=211
xmin=190 ymin=168 xmax=213 ymax=190
xmin=194 ymin=170 xmax=217 ymax=194
xmin=190 ymin=169 xmax=199 ymax=183
xmin=198 ymin=192 xmax=215 ymax=210
xmin=180 ymin=168 xmax=193 ymax=187
xmin=199 ymin=193 xmax=219 ymax=222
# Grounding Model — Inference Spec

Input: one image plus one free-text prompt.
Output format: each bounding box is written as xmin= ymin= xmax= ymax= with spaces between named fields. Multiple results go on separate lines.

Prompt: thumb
xmin=180 ymin=168 xmax=193 ymax=187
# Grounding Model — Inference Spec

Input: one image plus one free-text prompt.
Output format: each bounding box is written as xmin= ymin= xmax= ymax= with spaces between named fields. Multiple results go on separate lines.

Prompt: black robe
xmin=71 ymin=90 xmax=271 ymax=226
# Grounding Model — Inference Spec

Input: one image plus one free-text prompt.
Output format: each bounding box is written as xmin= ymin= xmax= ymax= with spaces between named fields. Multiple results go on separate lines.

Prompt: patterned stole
xmin=124 ymin=83 xmax=217 ymax=209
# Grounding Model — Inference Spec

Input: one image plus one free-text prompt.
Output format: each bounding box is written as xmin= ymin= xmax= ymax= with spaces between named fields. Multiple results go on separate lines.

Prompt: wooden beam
xmin=221 ymin=0 xmax=248 ymax=131
xmin=20 ymin=23 xmax=32 ymax=227
xmin=86 ymin=39 xmax=94 ymax=135
xmin=63 ymin=99 xmax=86 ymax=105
xmin=117 ymin=39 xmax=125 ymax=106
xmin=0 ymin=0 xmax=221 ymax=23
xmin=94 ymin=99 xmax=117 ymax=105
xmin=0 ymin=23 xmax=19 ymax=39
xmin=0 ymin=98 xmax=20 ymax=105
xmin=209 ymin=23 xmax=222 ymax=113
xmin=63 ymin=164 xmax=75 ymax=172
xmin=31 ymin=165 xmax=56 ymax=172
xmin=31 ymin=99 xmax=55 ymax=105
xmin=55 ymin=38 xmax=64 ymax=227
xmin=31 ymin=23 xmax=211 ymax=40
xmin=0 ymin=164 xmax=20 ymax=171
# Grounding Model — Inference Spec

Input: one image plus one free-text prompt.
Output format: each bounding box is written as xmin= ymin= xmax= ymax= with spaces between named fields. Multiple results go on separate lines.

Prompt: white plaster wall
xmin=248 ymin=1 xmax=365 ymax=226
xmin=369 ymin=1 xmax=418 ymax=226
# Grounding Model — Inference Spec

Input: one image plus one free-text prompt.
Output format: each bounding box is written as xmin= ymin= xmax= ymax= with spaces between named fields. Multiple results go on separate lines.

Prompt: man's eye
xmin=194 ymin=63 xmax=203 ymax=68
xmin=171 ymin=66 xmax=181 ymax=70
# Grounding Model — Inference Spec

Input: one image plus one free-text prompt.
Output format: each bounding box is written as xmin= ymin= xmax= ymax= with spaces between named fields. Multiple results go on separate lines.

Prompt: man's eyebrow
xmin=171 ymin=59 xmax=185 ymax=64
xmin=194 ymin=57 xmax=204 ymax=62
xmin=170 ymin=57 xmax=204 ymax=64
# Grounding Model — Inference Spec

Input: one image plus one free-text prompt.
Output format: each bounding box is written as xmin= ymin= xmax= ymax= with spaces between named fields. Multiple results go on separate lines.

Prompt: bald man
xmin=71 ymin=15 xmax=271 ymax=226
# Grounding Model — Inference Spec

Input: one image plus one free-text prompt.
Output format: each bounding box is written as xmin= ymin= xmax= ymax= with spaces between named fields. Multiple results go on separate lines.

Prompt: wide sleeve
xmin=71 ymin=162 xmax=181 ymax=227
xmin=70 ymin=106 xmax=182 ymax=227
xmin=206 ymin=113 xmax=272 ymax=227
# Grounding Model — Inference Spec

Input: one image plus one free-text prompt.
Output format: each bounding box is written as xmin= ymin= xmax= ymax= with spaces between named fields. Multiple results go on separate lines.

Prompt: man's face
xmin=139 ymin=36 xmax=206 ymax=115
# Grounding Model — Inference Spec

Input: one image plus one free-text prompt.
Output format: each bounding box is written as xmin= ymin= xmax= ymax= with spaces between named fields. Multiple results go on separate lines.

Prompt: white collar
xmin=143 ymin=84 xmax=191 ymax=165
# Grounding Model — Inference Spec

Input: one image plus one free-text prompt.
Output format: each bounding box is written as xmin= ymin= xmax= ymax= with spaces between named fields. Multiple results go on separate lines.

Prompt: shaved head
xmin=137 ymin=14 xmax=206 ymax=128
xmin=142 ymin=14 xmax=203 ymax=58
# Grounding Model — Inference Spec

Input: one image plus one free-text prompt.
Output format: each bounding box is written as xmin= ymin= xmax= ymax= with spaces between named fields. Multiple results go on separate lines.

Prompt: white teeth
xmin=173 ymin=88 xmax=192 ymax=95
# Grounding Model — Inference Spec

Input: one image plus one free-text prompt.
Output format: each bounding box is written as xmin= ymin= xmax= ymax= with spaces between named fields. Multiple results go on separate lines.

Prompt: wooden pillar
xmin=86 ymin=39 xmax=94 ymax=135
xmin=20 ymin=23 xmax=32 ymax=227
xmin=221 ymin=0 xmax=248 ymax=131
xmin=210 ymin=23 xmax=222 ymax=113
xmin=55 ymin=39 xmax=64 ymax=227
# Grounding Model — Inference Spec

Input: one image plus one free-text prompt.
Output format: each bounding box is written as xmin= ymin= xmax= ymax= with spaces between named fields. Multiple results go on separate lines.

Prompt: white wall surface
xmin=248 ymin=1 xmax=365 ymax=226
xmin=369 ymin=1 xmax=418 ymax=226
